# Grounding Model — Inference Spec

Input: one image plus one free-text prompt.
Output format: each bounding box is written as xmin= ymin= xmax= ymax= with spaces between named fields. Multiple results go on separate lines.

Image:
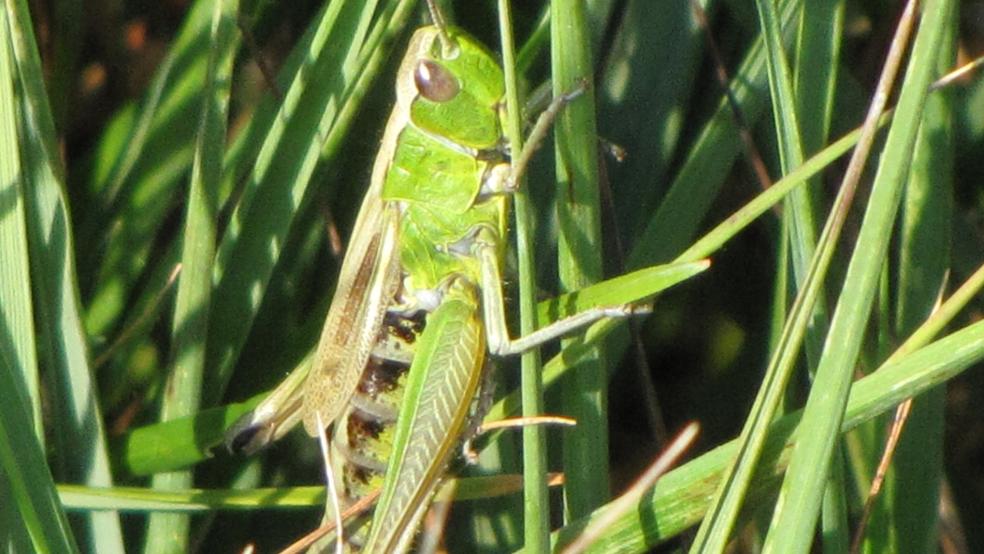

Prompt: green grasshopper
xmin=226 ymin=3 xmax=629 ymax=551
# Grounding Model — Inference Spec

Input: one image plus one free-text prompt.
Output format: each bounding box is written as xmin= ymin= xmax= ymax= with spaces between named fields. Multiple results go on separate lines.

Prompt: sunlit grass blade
xmin=58 ymin=473 xmax=560 ymax=513
xmin=0 ymin=0 xmax=41 ymax=443
xmin=114 ymin=393 xmax=264 ymax=477
xmin=0 ymin=21 xmax=74 ymax=534
xmin=754 ymin=0 xmax=819 ymax=291
xmin=4 ymin=0 xmax=125 ymax=549
xmin=791 ymin=2 xmax=846 ymax=544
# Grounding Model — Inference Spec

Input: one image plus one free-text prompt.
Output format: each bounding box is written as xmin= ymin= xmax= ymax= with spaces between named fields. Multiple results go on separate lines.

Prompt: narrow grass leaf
xmin=0 ymin=24 xmax=74 ymax=535
xmin=0 ymin=0 xmax=41 ymax=440
xmin=864 ymin=5 xmax=957 ymax=551
xmin=791 ymin=2 xmax=846 ymax=545
xmin=143 ymin=0 xmax=239 ymax=551
xmin=498 ymin=0 xmax=551 ymax=551
xmin=628 ymin=0 xmax=802 ymax=268
xmin=0 ymin=354 xmax=80 ymax=553
xmin=551 ymin=0 xmax=609 ymax=522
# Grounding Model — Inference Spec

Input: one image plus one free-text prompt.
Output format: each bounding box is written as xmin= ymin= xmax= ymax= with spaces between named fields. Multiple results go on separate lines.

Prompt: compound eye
xmin=414 ymin=60 xmax=459 ymax=102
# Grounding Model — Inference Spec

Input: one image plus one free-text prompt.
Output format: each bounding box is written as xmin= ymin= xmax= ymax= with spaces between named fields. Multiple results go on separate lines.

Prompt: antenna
xmin=426 ymin=0 xmax=458 ymax=58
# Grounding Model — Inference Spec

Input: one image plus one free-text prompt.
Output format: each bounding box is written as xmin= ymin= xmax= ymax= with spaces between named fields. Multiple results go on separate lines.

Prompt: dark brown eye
xmin=414 ymin=60 xmax=459 ymax=102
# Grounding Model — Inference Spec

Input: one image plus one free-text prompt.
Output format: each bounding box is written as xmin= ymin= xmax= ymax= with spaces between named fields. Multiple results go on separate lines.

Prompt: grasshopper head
xmin=399 ymin=26 xmax=505 ymax=151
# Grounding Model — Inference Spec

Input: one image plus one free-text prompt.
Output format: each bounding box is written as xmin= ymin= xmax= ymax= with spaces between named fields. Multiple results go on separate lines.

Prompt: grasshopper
xmin=226 ymin=3 xmax=629 ymax=551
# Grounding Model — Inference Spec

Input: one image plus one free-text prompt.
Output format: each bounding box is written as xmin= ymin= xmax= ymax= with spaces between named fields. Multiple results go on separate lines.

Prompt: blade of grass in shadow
xmin=546 ymin=317 xmax=984 ymax=552
xmin=552 ymin=0 xmax=609 ymax=522
xmin=498 ymin=0 xmax=550 ymax=551
xmin=143 ymin=0 xmax=238 ymax=551
xmin=627 ymin=0 xmax=801 ymax=268
xmin=863 ymin=6 xmax=956 ymax=550
xmin=46 ymin=0 xmax=82 ymax=131
xmin=91 ymin=2 xmax=325 ymax=408
xmin=81 ymin=0 xmax=214 ymax=337
xmin=598 ymin=0 xmax=708 ymax=239
xmin=5 ymin=0 xmax=125 ymax=549
xmin=204 ymin=0 xmax=416 ymax=405
xmin=763 ymin=2 xmax=950 ymax=550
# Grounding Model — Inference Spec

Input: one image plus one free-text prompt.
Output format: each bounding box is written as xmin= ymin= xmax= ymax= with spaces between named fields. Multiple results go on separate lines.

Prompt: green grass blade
xmin=115 ymin=393 xmax=263 ymax=477
xmin=498 ymin=0 xmax=551 ymax=551
xmin=4 ymin=0 xmax=125 ymax=549
xmin=791 ymin=2 xmax=846 ymax=545
xmin=598 ymin=0 xmax=707 ymax=239
xmin=0 ymin=355 xmax=80 ymax=553
xmin=551 ymin=0 xmax=609 ymax=522
xmin=0 ymin=0 xmax=41 ymax=442
xmin=863 ymin=7 xmax=957 ymax=552
xmin=794 ymin=1 xmax=842 ymax=158
xmin=143 ymin=0 xmax=239 ymax=551
xmin=763 ymin=2 xmax=953 ymax=550
xmin=0 ymin=18 xmax=75 ymax=531
xmin=754 ymin=0 xmax=818 ymax=285
xmin=537 ymin=261 xmax=710 ymax=322
xmin=90 ymin=2 xmax=325 ymax=412
xmin=58 ymin=473 xmax=549 ymax=512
